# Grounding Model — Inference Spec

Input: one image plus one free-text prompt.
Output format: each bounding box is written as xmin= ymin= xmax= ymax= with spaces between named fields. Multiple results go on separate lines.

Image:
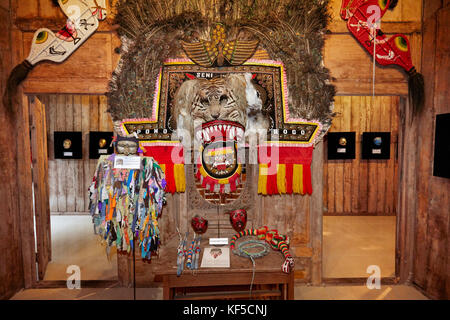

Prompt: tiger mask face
xmin=173 ymin=73 xmax=268 ymax=146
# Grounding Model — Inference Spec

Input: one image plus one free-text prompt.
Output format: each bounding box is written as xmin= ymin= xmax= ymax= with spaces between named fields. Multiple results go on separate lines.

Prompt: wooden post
xmin=396 ymin=97 xmax=418 ymax=284
xmin=310 ymin=141 xmax=323 ymax=285
xmin=16 ymin=93 xmax=37 ymax=288
xmin=29 ymin=96 xmax=52 ymax=280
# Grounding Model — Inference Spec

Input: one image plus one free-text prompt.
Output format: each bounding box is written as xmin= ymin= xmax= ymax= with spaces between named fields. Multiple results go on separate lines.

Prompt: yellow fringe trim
xmin=258 ymin=164 xmax=268 ymax=195
xmin=277 ymin=164 xmax=286 ymax=194
xmin=292 ymin=164 xmax=304 ymax=195
xmin=218 ymin=178 xmax=230 ymax=184
xmin=207 ymin=148 xmax=233 ymax=156
xmin=174 ymin=164 xmax=186 ymax=192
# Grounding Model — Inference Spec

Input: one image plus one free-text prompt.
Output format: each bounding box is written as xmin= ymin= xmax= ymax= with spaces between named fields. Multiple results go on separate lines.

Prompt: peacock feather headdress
xmin=107 ymin=0 xmax=336 ymax=134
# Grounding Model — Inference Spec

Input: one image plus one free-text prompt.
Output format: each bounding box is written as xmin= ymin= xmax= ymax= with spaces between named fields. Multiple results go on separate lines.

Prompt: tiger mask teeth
xmin=195 ymin=120 xmax=245 ymax=145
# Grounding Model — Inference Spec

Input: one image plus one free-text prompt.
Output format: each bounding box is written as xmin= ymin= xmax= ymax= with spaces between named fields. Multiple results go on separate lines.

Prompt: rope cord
xmin=232 ymin=240 xmax=270 ymax=298
xmin=372 ymin=24 xmax=377 ymax=109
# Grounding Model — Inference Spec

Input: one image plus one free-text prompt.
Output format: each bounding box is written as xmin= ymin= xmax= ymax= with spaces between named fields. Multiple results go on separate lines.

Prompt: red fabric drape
xmin=143 ymin=145 xmax=184 ymax=194
xmin=258 ymin=145 xmax=313 ymax=195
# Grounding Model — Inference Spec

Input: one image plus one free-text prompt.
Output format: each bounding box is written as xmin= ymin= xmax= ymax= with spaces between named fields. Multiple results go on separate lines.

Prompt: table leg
xmin=287 ymin=272 xmax=294 ymax=300
xmin=163 ymin=275 xmax=172 ymax=300
xmin=163 ymin=287 xmax=170 ymax=300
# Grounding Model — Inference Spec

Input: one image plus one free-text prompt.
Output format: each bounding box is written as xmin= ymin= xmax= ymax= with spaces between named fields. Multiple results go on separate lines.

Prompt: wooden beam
xmin=0 ymin=1 xmax=9 ymax=11
xmin=14 ymin=18 xmax=118 ymax=33
xmin=16 ymin=93 xmax=37 ymax=288
xmin=20 ymin=32 xmax=114 ymax=95
xmin=0 ymin=1 xmax=25 ymax=300
xmin=23 ymin=80 xmax=109 ymax=95
xmin=9 ymin=23 xmax=38 ymax=289
xmin=310 ymin=141 xmax=323 ymax=285
xmin=396 ymin=97 xmax=418 ymax=284
xmin=328 ymin=21 xmax=422 ymax=34
xmin=14 ymin=18 xmax=422 ymax=35
xmin=324 ymin=34 xmax=412 ymax=95
xmin=411 ymin=0 xmax=450 ymax=299
xmin=323 ymin=277 xmax=398 ymax=285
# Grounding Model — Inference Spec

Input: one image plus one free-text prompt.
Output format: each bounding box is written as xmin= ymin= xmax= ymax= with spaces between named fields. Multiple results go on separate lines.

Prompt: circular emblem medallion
xmin=201 ymin=140 xmax=238 ymax=179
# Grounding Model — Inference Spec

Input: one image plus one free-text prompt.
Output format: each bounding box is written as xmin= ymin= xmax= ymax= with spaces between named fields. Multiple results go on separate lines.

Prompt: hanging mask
xmin=227 ymin=209 xmax=247 ymax=232
xmin=191 ymin=215 xmax=208 ymax=234
xmin=63 ymin=139 xmax=72 ymax=149
xmin=114 ymin=135 xmax=139 ymax=156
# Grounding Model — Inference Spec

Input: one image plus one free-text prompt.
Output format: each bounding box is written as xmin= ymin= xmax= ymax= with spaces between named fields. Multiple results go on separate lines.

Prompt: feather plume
xmin=108 ymin=0 xmax=335 ymax=125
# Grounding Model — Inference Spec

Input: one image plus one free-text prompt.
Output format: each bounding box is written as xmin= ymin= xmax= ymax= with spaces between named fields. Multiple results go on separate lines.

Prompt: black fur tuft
xmin=407 ymin=67 xmax=425 ymax=116
xmin=2 ymin=60 xmax=34 ymax=117
xmin=388 ymin=0 xmax=399 ymax=10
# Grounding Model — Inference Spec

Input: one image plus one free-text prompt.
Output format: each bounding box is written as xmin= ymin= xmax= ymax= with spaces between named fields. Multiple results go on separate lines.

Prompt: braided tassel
xmin=193 ymin=235 xmax=201 ymax=270
xmin=230 ymin=226 xmax=269 ymax=249
xmin=279 ymin=240 xmax=294 ymax=273
xmin=186 ymin=237 xmax=195 ymax=269
xmin=230 ymin=228 xmax=257 ymax=249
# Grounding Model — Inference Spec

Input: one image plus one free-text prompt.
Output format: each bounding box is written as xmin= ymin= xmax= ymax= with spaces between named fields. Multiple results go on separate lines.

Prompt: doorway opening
xmin=29 ymin=94 xmax=118 ymax=283
xmin=322 ymin=96 xmax=399 ymax=280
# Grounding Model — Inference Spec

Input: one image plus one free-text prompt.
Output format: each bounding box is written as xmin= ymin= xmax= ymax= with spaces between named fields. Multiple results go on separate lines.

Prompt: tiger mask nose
xmin=209 ymin=99 xmax=221 ymax=119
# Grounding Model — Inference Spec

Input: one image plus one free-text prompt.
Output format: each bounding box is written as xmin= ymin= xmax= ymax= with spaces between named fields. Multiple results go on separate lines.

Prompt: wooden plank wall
xmin=38 ymin=94 xmax=113 ymax=214
xmin=259 ymin=193 xmax=312 ymax=280
xmin=325 ymin=0 xmax=423 ymax=95
xmin=29 ymin=97 xmax=51 ymax=279
xmin=12 ymin=0 xmax=422 ymax=96
xmin=0 ymin=0 xmax=26 ymax=300
xmin=323 ymin=96 xmax=399 ymax=216
xmin=413 ymin=0 xmax=450 ymax=300
xmin=14 ymin=0 xmax=120 ymax=95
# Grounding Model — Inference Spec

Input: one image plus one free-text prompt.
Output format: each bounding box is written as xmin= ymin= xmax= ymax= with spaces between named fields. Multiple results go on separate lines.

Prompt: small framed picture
xmin=327 ymin=132 xmax=356 ymax=160
xmin=54 ymin=132 xmax=82 ymax=159
xmin=433 ymin=113 xmax=450 ymax=178
xmin=89 ymin=131 xmax=114 ymax=159
xmin=362 ymin=132 xmax=391 ymax=160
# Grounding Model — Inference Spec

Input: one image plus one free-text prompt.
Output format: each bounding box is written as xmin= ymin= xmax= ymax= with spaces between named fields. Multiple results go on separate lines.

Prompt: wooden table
xmin=152 ymin=236 xmax=294 ymax=300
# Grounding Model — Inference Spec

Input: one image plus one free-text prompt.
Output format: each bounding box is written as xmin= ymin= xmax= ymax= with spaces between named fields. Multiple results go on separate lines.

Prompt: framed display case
xmin=89 ymin=131 xmax=114 ymax=159
xmin=433 ymin=113 xmax=450 ymax=178
xmin=54 ymin=131 xmax=82 ymax=159
xmin=327 ymin=132 xmax=356 ymax=160
xmin=361 ymin=132 xmax=391 ymax=160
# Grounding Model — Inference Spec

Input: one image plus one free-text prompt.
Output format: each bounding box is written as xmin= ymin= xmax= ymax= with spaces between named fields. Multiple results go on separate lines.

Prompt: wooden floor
xmin=323 ymin=216 xmax=396 ymax=278
xmin=10 ymin=285 xmax=428 ymax=300
xmin=43 ymin=215 xmax=117 ymax=281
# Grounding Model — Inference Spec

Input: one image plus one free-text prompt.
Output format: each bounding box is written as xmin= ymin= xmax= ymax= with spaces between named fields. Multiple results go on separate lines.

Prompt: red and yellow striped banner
xmin=257 ymin=146 xmax=313 ymax=195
